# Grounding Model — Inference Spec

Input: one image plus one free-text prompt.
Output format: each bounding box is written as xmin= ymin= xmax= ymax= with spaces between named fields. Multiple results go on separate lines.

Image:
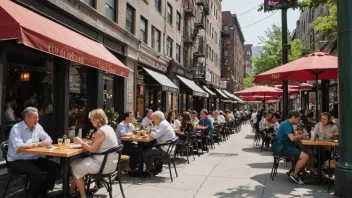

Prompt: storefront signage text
xmin=162 ymin=86 xmax=179 ymax=93
xmin=140 ymin=84 xmax=145 ymax=95
xmin=48 ymin=42 xmax=84 ymax=64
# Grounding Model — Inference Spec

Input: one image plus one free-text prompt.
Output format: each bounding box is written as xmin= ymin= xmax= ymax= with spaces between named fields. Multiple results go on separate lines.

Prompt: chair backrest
xmin=94 ymin=144 xmax=124 ymax=176
xmin=164 ymin=137 xmax=179 ymax=157
xmin=1 ymin=141 xmax=10 ymax=172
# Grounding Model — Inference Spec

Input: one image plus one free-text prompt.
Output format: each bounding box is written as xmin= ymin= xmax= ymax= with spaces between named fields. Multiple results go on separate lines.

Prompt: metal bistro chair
xmin=270 ymin=137 xmax=297 ymax=181
xmin=85 ymin=144 xmax=125 ymax=198
xmin=152 ymin=138 xmax=179 ymax=182
xmin=175 ymin=131 xmax=197 ymax=164
xmin=1 ymin=140 xmax=29 ymax=198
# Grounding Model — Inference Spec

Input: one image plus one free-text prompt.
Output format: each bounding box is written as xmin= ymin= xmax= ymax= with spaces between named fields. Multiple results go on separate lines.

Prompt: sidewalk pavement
xmin=91 ymin=124 xmax=336 ymax=198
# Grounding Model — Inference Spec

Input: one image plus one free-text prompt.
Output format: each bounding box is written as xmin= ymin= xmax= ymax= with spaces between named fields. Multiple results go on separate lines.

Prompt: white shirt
xmin=5 ymin=107 xmax=15 ymax=121
xmin=171 ymin=119 xmax=181 ymax=129
xmin=229 ymin=114 xmax=235 ymax=121
xmin=115 ymin=121 xmax=134 ymax=144
xmin=193 ymin=117 xmax=199 ymax=126
xmin=219 ymin=115 xmax=226 ymax=123
xmin=141 ymin=116 xmax=153 ymax=127
xmin=251 ymin=112 xmax=258 ymax=124
xmin=150 ymin=120 xmax=176 ymax=152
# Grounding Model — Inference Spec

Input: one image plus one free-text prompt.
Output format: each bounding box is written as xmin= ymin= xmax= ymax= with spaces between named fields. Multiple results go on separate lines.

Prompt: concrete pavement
xmin=92 ymin=124 xmax=336 ymax=198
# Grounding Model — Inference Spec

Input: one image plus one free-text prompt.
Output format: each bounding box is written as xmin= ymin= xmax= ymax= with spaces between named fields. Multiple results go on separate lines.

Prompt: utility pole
xmin=281 ymin=8 xmax=289 ymax=119
xmin=335 ymin=0 xmax=352 ymax=197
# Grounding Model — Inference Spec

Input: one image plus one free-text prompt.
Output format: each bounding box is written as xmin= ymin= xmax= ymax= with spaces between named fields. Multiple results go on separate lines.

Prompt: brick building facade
xmin=221 ymin=12 xmax=245 ymax=93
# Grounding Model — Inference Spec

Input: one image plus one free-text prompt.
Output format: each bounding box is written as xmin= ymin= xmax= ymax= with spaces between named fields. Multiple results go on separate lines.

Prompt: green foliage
xmin=299 ymin=0 xmax=336 ymax=8
xmin=243 ymin=71 xmax=255 ymax=89
xmin=311 ymin=5 xmax=337 ymax=39
xmin=252 ymin=24 xmax=312 ymax=76
xmin=104 ymin=108 xmax=119 ymax=129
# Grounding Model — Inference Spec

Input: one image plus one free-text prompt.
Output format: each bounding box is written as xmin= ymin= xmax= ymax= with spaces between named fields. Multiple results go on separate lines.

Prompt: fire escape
xmin=183 ymin=0 xmax=209 ymax=80
xmin=221 ymin=26 xmax=234 ymax=90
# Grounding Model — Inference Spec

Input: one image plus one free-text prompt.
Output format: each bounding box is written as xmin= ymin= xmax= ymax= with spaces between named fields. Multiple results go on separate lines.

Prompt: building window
xmin=167 ymin=3 xmax=173 ymax=24
xmin=247 ymin=51 xmax=251 ymax=56
xmin=83 ymin=0 xmax=95 ymax=7
xmin=126 ymin=4 xmax=135 ymax=34
xmin=176 ymin=44 xmax=181 ymax=63
xmin=155 ymin=0 xmax=161 ymax=12
xmin=105 ymin=0 xmax=116 ymax=21
xmin=167 ymin=37 xmax=173 ymax=57
xmin=176 ymin=11 xmax=181 ymax=30
xmin=140 ymin=16 xmax=148 ymax=44
xmin=152 ymin=26 xmax=161 ymax=52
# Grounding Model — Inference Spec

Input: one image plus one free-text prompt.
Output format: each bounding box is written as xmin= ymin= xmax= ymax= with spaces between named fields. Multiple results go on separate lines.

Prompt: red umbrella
xmin=234 ymin=86 xmax=282 ymax=97
xmin=274 ymin=83 xmax=313 ymax=90
xmin=240 ymin=95 xmax=279 ymax=101
xmin=247 ymin=100 xmax=279 ymax=104
xmin=254 ymin=51 xmax=338 ymax=83
xmin=254 ymin=51 xmax=337 ymax=121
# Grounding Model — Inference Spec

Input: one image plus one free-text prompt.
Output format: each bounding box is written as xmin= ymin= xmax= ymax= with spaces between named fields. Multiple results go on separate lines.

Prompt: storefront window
xmin=188 ymin=95 xmax=193 ymax=110
xmin=69 ymin=64 xmax=87 ymax=131
xmin=103 ymin=74 xmax=114 ymax=111
xmin=5 ymin=61 xmax=54 ymax=137
xmin=182 ymin=93 xmax=186 ymax=112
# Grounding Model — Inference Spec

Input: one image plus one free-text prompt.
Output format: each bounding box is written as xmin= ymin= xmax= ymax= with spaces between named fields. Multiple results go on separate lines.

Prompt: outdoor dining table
xmin=20 ymin=144 xmax=85 ymax=197
xmin=120 ymin=135 xmax=154 ymax=179
xmin=299 ymin=139 xmax=339 ymax=184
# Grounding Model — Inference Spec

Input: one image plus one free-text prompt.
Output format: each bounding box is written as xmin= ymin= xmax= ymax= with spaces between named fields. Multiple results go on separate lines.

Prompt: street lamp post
xmin=281 ymin=8 xmax=289 ymax=118
xmin=335 ymin=0 xmax=352 ymax=197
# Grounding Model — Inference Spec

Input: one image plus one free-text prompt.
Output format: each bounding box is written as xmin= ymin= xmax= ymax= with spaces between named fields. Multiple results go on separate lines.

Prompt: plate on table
xmin=70 ymin=144 xmax=83 ymax=148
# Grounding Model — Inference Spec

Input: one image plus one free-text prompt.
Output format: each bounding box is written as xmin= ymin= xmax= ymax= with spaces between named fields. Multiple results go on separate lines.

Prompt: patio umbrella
xmin=254 ymin=51 xmax=338 ymax=120
xmin=234 ymin=86 xmax=283 ymax=109
xmin=246 ymin=100 xmax=279 ymax=104
xmin=274 ymin=83 xmax=313 ymax=90
xmin=240 ymin=95 xmax=280 ymax=101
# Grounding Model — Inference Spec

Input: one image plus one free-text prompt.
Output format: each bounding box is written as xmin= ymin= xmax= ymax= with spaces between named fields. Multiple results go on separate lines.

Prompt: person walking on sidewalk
xmin=274 ymin=111 xmax=309 ymax=184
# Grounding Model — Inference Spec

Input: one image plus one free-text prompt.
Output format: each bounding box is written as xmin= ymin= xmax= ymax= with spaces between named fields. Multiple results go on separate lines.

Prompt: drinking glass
xmin=64 ymin=139 xmax=70 ymax=149
xmin=57 ymin=138 xmax=63 ymax=147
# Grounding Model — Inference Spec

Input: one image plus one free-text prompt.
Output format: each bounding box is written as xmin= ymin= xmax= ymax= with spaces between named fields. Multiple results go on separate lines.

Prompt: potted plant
xmin=104 ymin=107 xmax=119 ymax=129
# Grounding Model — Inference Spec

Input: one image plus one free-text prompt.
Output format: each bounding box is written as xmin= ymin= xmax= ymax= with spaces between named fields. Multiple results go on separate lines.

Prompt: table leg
xmin=62 ymin=157 xmax=70 ymax=197
xmin=317 ymin=145 xmax=322 ymax=184
xmin=138 ymin=142 xmax=144 ymax=179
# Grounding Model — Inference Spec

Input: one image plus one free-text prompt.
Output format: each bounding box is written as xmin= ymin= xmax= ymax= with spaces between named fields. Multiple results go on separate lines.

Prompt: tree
xmin=243 ymin=70 xmax=255 ymax=89
xmin=250 ymin=24 xmax=311 ymax=76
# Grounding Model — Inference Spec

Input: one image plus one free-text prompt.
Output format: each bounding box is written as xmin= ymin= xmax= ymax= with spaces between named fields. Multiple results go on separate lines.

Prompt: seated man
xmin=212 ymin=110 xmax=221 ymax=125
xmin=191 ymin=110 xmax=199 ymax=126
xmin=274 ymin=111 xmax=309 ymax=184
xmin=7 ymin=107 xmax=61 ymax=198
xmin=143 ymin=111 xmax=176 ymax=171
xmin=141 ymin=109 xmax=153 ymax=128
xmin=116 ymin=112 xmax=140 ymax=171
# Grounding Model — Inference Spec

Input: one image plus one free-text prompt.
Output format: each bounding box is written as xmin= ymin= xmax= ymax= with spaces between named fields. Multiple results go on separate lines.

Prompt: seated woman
xmin=176 ymin=112 xmax=196 ymax=144
xmin=70 ymin=109 xmax=118 ymax=198
xmin=166 ymin=110 xmax=181 ymax=129
xmin=198 ymin=109 xmax=214 ymax=151
xmin=305 ymin=112 xmax=338 ymax=175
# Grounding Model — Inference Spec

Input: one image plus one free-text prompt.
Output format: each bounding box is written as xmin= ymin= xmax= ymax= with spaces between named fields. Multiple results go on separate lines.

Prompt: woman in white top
xmin=70 ymin=109 xmax=118 ymax=198
xmin=314 ymin=112 xmax=338 ymax=140
xmin=166 ymin=110 xmax=181 ymax=129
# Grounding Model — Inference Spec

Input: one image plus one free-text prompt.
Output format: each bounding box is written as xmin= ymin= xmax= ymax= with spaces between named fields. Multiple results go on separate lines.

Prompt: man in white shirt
xmin=141 ymin=109 xmax=154 ymax=128
xmin=191 ymin=111 xmax=199 ymax=126
xmin=143 ymin=111 xmax=176 ymax=171
xmin=251 ymin=109 xmax=258 ymax=124
xmin=229 ymin=111 xmax=235 ymax=121
xmin=116 ymin=112 xmax=139 ymax=170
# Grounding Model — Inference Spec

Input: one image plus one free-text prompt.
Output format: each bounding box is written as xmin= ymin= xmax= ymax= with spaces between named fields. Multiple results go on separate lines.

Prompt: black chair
xmin=175 ymin=132 xmax=197 ymax=164
xmin=1 ymin=141 xmax=28 ymax=198
xmin=152 ymin=138 xmax=179 ymax=182
xmin=270 ymin=138 xmax=297 ymax=181
xmin=85 ymin=144 xmax=125 ymax=198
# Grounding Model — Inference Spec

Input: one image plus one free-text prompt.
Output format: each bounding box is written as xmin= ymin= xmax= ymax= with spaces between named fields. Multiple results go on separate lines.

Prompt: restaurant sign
xmin=194 ymin=91 xmax=209 ymax=98
xmin=162 ymin=85 xmax=179 ymax=93
xmin=264 ymin=0 xmax=297 ymax=12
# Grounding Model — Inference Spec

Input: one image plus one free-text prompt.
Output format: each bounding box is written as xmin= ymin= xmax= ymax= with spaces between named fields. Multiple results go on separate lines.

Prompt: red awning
xmin=0 ymin=0 xmax=129 ymax=77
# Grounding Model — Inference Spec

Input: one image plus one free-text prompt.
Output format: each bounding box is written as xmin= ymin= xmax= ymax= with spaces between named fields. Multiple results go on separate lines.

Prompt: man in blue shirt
xmin=275 ymin=111 xmax=309 ymax=185
xmin=7 ymin=107 xmax=60 ymax=198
